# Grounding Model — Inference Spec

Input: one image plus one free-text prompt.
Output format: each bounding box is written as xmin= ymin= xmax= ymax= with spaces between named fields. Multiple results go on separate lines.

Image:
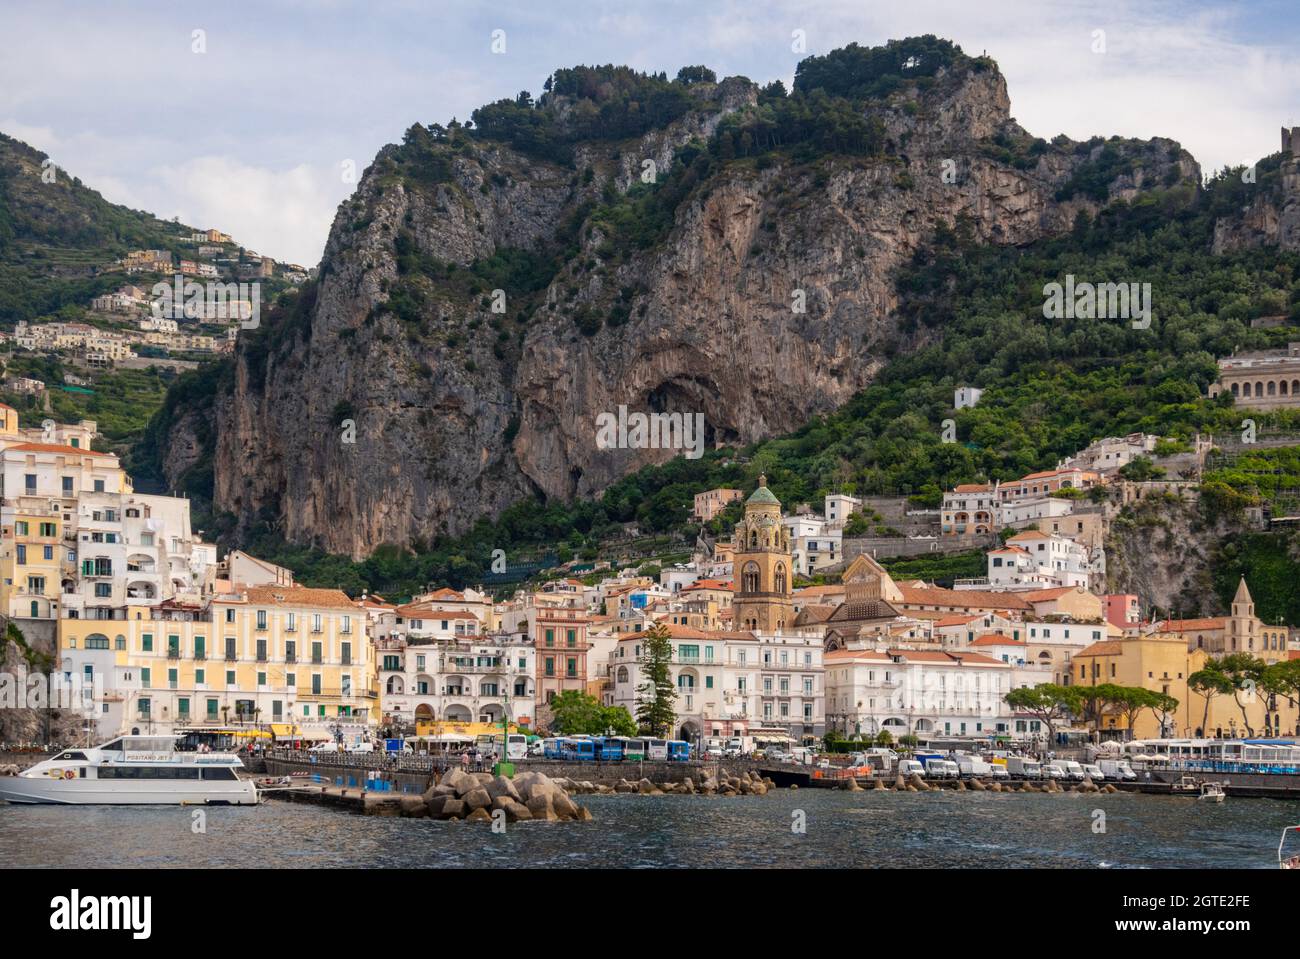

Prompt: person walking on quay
xmin=460 ymin=750 xmax=470 ymax=773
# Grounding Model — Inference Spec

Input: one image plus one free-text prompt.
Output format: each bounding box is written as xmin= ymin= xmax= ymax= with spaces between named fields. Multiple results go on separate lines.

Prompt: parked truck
xmin=1099 ymin=759 xmax=1138 ymax=781
xmin=956 ymin=756 xmax=993 ymax=778
xmin=1005 ymin=757 xmax=1042 ymax=779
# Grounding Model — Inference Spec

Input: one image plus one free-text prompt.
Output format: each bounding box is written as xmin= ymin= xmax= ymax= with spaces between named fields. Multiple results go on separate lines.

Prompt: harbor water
xmin=3 ymin=789 xmax=1297 ymax=868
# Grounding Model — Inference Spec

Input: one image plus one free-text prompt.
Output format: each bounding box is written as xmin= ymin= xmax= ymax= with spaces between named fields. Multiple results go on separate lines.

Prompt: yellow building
xmin=1065 ymin=634 xmax=1299 ymax=739
xmin=0 ymin=507 xmax=63 ymax=619
xmin=59 ymin=586 xmax=376 ymax=739
xmin=731 ymin=476 xmax=794 ymax=632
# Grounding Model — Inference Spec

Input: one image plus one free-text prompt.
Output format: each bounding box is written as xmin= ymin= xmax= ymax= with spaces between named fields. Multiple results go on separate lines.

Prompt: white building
xmin=954 ymin=386 xmax=984 ymax=410
xmin=377 ymin=630 xmax=536 ymax=731
xmin=608 ymin=625 xmax=825 ymax=742
xmin=824 ymin=647 xmax=1014 ymax=740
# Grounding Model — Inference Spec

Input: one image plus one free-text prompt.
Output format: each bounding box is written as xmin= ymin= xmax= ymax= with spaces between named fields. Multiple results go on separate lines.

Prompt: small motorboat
xmin=1170 ymin=775 xmax=1200 ymax=794
xmin=1280 ymin=826 xmax=1300 ymax=870
xmin=1198 ymin=781 xmax=1225 ymax=803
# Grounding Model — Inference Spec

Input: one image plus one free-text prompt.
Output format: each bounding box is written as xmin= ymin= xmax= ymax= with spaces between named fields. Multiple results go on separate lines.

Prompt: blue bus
xmin=666 ymin=740 xmax=690 ymax=762
xmin=559 ymin=738 xmax=596 ymax=761
xmin=594 ymin=737 xmax=625 ymax=761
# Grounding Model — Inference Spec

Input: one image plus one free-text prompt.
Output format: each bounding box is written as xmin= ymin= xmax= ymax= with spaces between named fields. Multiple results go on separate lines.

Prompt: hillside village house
xmin=693 ymin=487 xmax=743 ymax=522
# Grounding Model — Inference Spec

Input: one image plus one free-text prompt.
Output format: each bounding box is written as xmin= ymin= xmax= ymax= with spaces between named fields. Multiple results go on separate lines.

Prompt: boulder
xmin=637 ymin=778 xmax=656 ymax=795
xmin=439 ymin=798 xmax=466 ymax=819
xmin=506 ymin=800 xmax=533 ymax=822
xmin=472 ymin=772 xmax=494 ymax=785
xmin=400 ymin=795 xmax=429 ymax=818
xmin=874 ymin=777 xmax=887 ymax=791
xmin=526 ymin=793 xmax=558 ymax=821
xmin=682 ymin=777 xmax=695 ymax=792
xmin=466 ymin=807 xmax=493 ymax=823
xmin=989 ymin=782 xmax=1002 ymax=792
xmin=908 ymin=773 xmax=929 ymax=791
xmin=486 ymin=775 xmax=522 ymax=803
xmin=552 ymin=791 xmax=580 ymax=820
xmin=440 ymin=768 xmax=474 ymax=793
xmin=846 ymin=778 xmax=863 ymax=792
xmin=969 ymin=779 xmax=986 ymax=791
xmin=463 ymin=786 xmax=492 ymax=811
xmin=425 ymin=793 xmax=450 ymax=816
xmin=614 ymin=779 xmax=635 ymax=793
xmin=955 ymin=779 xmax=967 ymax=792
xmin=576 ymin=805 xmax=594 ymax=821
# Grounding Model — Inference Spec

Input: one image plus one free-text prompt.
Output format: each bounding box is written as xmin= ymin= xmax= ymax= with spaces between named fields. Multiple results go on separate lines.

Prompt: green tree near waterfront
xmin=549 ymin=690 xmax=636 ymax=736
xmin=1189 ymin=661 xmax=1234 ymax=737
xmin=1003 ymin=684 xmax=1081 ymax=744
xmin=635 ymin=623 xmax=677 ymax=738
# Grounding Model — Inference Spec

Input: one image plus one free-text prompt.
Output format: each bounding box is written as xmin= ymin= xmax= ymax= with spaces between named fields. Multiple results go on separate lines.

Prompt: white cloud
xmin=2 ymin=0 xmax=1299 ymax=264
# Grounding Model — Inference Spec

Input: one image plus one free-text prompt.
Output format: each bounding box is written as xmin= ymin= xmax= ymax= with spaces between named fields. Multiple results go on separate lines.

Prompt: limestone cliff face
xmin=189 ymin=60 xmax=1196 ymax=558
xmin=1212 ymin=151 xmax=1300 ymax=254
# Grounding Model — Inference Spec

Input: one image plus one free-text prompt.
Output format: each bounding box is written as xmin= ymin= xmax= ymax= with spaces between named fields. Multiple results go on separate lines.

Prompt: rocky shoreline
xmin=401 ymin=768 xmax=779 ymax=823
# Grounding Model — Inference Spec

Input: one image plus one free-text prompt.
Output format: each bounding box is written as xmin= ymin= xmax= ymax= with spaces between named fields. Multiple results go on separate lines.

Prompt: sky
xmin=2 ymin=0 xmax=1298 ymax=266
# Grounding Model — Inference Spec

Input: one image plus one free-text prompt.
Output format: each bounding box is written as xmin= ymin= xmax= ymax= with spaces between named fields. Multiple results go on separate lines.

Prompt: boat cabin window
xmin=200 ymin=767 xmax=238 ymax=781
xmin=55 ymin=751 xmax=88 ymax=762
xmin=99 ymin=739 xmax=123 ymax=751
xmin=97 ymin=767 xmax=202 ymax=779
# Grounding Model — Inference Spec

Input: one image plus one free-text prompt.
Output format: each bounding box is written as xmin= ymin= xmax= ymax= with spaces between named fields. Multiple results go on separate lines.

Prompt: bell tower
xmin=731 ymin=475 xmax=794 ymax=633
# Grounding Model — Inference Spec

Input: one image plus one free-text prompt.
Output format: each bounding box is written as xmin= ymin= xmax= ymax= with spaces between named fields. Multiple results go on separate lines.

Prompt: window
xmin=15 ymin=545 xmax=25 ymax=564
xmin=566 ymin=629 xmax=576 ymax=647
xmin=341 ymin=642 xmax=352 ymax=666
xmin=62 ymin=476 xmax=73 ymax=495
xmin=142 ymin=633 xmax=153 ymax=652
xmin=225 ymin=637 xmax=236 ymax=661
xmin=195 ymin=669 xmax=204 ymax=685
xmin=312 ymin=642 xmax=322 ymax=664
xmin=256 ymin=610 xmax=267 ymax=630
xmin=312 ymin=614 xmax=322 ymax=633
xmin=286 ymin=613 xmax=296 ymax=632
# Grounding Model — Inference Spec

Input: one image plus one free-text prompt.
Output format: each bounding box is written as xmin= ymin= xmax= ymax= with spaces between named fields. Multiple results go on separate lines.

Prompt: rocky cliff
xmin=172 ymin=42 xmax=1199 ymax=558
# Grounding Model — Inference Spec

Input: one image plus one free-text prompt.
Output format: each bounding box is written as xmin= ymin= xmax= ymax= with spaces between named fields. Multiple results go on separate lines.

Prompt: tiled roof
xmin=241 ymin=586 xmax=357 ymax=610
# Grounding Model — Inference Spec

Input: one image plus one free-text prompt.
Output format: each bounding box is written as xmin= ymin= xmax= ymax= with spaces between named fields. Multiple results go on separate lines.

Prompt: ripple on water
xmin=0 ymin=790 xmax=1293 ymax=868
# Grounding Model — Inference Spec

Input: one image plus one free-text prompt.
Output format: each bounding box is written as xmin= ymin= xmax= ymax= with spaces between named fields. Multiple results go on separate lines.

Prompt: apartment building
xmin=608 ymin=624 xmax=825 ymax=742
xmin=59 ymin=585 xmax=375 ymax=740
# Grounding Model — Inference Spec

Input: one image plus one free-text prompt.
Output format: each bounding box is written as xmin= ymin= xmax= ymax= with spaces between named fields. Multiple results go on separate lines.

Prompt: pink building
xmin=1104 ymin=594 xmax=1140 ymax=631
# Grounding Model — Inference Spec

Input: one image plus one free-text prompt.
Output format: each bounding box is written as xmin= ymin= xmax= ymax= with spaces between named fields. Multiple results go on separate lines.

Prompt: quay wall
xmin=262 ymin=754 xmax=763 ymax=792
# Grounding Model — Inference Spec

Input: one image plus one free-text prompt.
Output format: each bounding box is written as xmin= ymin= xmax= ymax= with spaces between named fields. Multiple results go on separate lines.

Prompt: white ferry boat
xmin=0 ymin=735 xmax=259 ymax=805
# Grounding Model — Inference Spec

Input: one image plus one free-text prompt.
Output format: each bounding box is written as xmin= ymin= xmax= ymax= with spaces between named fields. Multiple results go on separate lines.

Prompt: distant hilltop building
xmin=1208 ymin=342 xmax=1300 ymax=409
xmin=954 ymin=386 xmax=983 ymax=410
xmin=1284 ymin=126 xmax=1300 ymax=156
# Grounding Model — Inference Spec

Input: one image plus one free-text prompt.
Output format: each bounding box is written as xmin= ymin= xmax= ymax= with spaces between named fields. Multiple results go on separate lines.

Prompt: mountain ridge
xmin=172 ymin=37 xmax=1202 ymax=558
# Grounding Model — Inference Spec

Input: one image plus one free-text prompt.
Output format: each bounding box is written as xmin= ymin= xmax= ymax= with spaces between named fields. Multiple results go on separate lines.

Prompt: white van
xmin=1082 ymin=763 xmax=1106 ymax=781
xmin=897 ymin=759 xmax=926 ymax=778
xmin=925 ymin=758 xmax=959 ymax=779
xmin=1048 ymin=760 xmax=1084 ymax=781
xmin=789 ymin=746 xmax=815 ymax=766
xmin=1099 ymin=759 xmax=1137 ymax=781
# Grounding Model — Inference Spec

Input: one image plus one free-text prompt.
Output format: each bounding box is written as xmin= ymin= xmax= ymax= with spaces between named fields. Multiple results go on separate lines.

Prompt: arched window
xmin=749 ymin=530 xmax=758 ymax=549
xmin=616 ymin=666 xmax=628 ymax=683
xmin=774 ymin=562 xmax=787 ymax=594
xmin=1267 ymin=381 xmax=1277 ymax=396
xmin=742 ymin=562 xmax=760 ymax=593
xmin=1231 ymin=382 xmax=1240 ymax=397
xmin=1282 ymin=381 xmax=1290 ymax=396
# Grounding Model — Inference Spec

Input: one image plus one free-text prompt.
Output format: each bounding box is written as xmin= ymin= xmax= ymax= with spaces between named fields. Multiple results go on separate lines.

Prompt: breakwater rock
xmin=421 ymin=768 xmax=592 ymax=823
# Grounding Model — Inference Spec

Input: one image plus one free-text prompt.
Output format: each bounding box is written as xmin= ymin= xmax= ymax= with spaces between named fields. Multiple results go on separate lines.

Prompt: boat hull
xmin=0 ymin=776 xmax=259 ymax=805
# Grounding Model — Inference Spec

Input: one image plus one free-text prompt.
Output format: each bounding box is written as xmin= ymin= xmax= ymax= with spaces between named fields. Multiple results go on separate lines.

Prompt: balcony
xmin=166 ymin=649 xmax=181 ymax=660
